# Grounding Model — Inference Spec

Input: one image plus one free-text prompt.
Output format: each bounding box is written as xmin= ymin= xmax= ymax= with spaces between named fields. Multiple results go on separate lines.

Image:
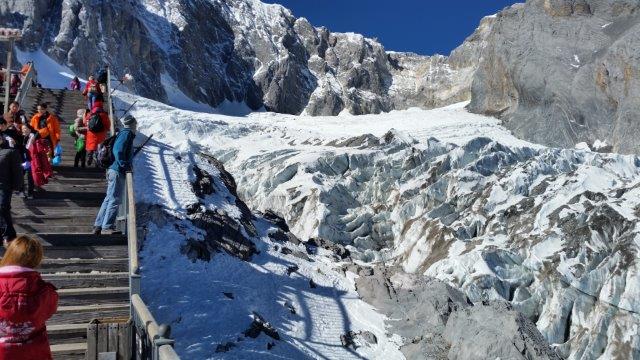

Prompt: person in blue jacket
xmin=93 ymin=115 xmax=137 ymax=235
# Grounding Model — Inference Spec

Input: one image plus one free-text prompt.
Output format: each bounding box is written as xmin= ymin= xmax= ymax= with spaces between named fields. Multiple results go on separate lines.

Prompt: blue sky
xmin=262 ymin=0 xmax=518 ymax=55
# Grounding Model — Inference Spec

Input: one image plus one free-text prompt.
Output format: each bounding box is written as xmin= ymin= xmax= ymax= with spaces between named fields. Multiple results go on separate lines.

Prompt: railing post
xmin=153 ymin=325 xmax=175 ymax=360
xmin=4 ymin=38 xmax=14 ymax=113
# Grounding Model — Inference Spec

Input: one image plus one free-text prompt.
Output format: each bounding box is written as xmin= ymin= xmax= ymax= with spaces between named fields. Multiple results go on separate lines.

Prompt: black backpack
xmin=97 ymin=133 xmax=118 ymax=169
xmin=97 ymin=70 xmax=108 ymax=84
xmin=88 ymin=111 xmax=105 ymax=133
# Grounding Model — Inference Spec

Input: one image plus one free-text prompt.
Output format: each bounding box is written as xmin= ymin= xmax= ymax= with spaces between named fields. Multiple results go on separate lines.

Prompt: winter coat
xmin=4 ymin=110 xmax=27 ymax=126
xmin=30 ymin=112 xmax=61 ymax=151
xmin=84 ymin=107 xmax=110 ymax=152
xmin=0 ymin=266 xmax=58 ymax=360
xmin=74 ymin=116 xmax=87 ymax=139
xmin=29 ymin=139 xmax=52 ymax=188
xmin=69 ymin=79 xmax=81 ymax=91
xmin=82 ymin=79 xmax=101 ymax=96
xmin=0 ymin=147 xmax=22 ymax=191
xmin=21 ymin=133 xmax=35 ymax=162
xmin=9 ymin=76 xmax=21 ymax=96
xmin=110 ymin=128 xmax=135 ymax=173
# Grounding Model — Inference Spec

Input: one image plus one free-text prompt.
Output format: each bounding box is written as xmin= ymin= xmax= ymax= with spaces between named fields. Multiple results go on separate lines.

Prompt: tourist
xmin=69 ymin=76 xmax=81 ymax=91
xmin=9 ymin=74 xmax=21 ymax=97
xmin=5 ymin=101 xmax=27 ymax=126
xmin=0 ymin=236 xmax=58 ymax=359
xmin=83 ymin=75 xmax=101 ymax=109
xmin=93 ymin=115 xmax=137 ymax=235
xmin=85 ymin=101 xmax=110 ymax=167
xmin=20 ymin=124 xmax=38 ymax=198
xmin=73 ymin=109 xmax=88 ymax=168
xmin=0 ymin=118 xmax=18 ymax=148
xmin=24 ymin=124 xmax=52 ymax=190
xmin=30 ymin=103 xmax=61 ymax=159
xmin=0 ymin=135 xmax=22 ymax=243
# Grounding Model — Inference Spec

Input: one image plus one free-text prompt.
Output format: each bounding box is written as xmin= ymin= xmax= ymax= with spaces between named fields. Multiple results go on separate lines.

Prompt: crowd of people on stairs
xmin=0 ymin=62 xmax=139 ymax=359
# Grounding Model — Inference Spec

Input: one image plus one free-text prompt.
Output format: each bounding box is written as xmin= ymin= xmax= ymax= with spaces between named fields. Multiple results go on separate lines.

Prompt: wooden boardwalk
xmin=7 ymin=88 xmax=130 ymax=359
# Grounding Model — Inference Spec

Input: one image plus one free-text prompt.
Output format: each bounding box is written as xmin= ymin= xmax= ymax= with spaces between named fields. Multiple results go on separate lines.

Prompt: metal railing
xmin=13 ymin=63 xmax=34 ymax=107
xmin=106 ymin=67 xmax=180 ymax=360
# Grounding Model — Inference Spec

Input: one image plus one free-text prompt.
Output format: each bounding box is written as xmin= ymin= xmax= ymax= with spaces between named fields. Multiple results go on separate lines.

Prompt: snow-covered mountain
xmin=0 ymin=0 xmax=492 ymax=115
xmin=115 ymin=86 xmax=639 ymax=359
xmin=3 ymin=0 xmax=639 ymax=153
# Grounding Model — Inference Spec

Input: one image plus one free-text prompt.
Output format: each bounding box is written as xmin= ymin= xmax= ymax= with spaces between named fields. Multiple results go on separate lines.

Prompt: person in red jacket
xmin=85 ymin=100 xmax=110 ymax=167
xmin=0 ymin=235 xmax=58 ymax=360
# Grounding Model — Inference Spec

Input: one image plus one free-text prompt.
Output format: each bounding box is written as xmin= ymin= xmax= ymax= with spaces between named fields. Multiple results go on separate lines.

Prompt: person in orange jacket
xmin=84 ymin=100 xmax=110 ymax=167
xmin=29 ymin=103 xmax=60 ymax=158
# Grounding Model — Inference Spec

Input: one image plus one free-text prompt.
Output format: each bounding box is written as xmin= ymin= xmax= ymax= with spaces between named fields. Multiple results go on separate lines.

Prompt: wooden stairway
xmin=8 ymin=88 xmax=130 ymax=359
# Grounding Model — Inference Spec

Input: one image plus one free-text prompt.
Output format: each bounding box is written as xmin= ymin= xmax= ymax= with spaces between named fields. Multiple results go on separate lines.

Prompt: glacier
xmin=113 ymin=88 xmax=639 ymax=359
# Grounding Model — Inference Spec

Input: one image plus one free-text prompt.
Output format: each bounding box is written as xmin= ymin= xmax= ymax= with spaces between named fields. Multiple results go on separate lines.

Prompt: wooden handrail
xmin=132 ymin=294 xmax=180 ymax=360
xmin=106 ymin=66 xmax=180 ymax=359
xmin=13 ymin=63 xmax=34 ymax=108
xmin=127 ymin=171 xmax=139 ymax=276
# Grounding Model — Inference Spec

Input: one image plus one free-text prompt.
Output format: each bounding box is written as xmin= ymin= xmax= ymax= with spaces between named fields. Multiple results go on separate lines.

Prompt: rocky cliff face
xmin=468 ymin=0 xmax=640 ymax=154
xmin=0 ymin=0 xmax=492 ymax=115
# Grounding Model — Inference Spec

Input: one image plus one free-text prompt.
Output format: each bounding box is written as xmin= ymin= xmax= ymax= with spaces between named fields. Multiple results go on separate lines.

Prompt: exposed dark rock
xmin=189 ymin=209 xmax=256 ymax=261
xmin=286 ymin=265 xmax=299 ymax=276
xmin=215 ymin=342 xmax=236 ymax=353
xmin=201 ymin=154 xmax=257 ymax=237
xmin=262 ymin=210 xmax=290 ymax=232
xmin=191 ymin=165 xmax=215 ymax=198
xmin=307 ymin=238 xmax=351 ymax=260
xmin=180 ymin=239 xmax=213 ymax=263
xmin=340 ymin=332 xmax=356 ymax=348
xmin=244 ymin=312 xmax=280 ymax=340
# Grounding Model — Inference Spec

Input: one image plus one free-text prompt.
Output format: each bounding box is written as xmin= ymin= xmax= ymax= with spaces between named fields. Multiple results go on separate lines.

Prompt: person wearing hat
xmin=93 ymin=115 xmax=137 ymax=235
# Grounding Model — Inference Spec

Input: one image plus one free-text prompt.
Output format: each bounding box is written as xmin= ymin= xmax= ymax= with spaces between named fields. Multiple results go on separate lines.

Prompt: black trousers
xmin=75 ymin=148 xmax=87 ymax=168
xmin=24 ymin=169 xmax=34 ymax=194
xmin=0 ymin=189 xmax=16 ymax=240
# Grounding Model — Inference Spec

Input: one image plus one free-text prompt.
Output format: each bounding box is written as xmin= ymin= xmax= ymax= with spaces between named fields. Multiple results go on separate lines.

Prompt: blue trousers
xmin=87 ymin=92 xmax=98 ymax=109
xmin=94 ymin=169 xmax=124 ymax=230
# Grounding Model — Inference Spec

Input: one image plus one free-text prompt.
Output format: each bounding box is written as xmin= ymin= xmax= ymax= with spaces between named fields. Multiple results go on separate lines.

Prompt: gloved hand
xmin=54 ymin=143 xmax=63 ymax=156
xmin=21 ymin=161 xmax=31 ymax=170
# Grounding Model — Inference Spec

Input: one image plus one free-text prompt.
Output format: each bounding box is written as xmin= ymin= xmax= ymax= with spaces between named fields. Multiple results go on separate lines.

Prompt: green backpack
xmin=68 ymin=124 xmax=78 ymax=138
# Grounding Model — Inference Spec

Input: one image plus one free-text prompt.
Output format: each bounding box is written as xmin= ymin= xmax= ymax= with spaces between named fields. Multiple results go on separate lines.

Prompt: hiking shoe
xmin=92 ymin=227 xmax=102 ymax=235
xmin=105 ymin=229 xmax=123 ymax=235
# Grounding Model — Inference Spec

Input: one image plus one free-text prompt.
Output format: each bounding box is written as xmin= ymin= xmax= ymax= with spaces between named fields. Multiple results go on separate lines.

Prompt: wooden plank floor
xmin=7 ymin=88 xmax=130 ymax=359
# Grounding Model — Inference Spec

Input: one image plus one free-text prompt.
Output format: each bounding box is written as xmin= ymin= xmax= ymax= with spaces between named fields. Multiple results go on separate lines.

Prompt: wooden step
xmin=41 ymin=246 xmax=128 ymax=260
xmin=40 ymin=258 xmax=128 ymax=274
xmin=50 ymin=303 xmax=130 ymax=324
xmin=48 ymin=323 xmax=87 ymax=344
xmin=26 ymin=234 xmax=126 ymax=247
xmin=30 ymin=190 xmax=105 ymax=202
xmin=51 ymin=342 xmax=86 ymax=358
xmin=43 ymin=272 xmax=129 ymax=289
xmin=16 ymin=223 xmax=95 ymax=234
xmin=58 ymin=287 xmax=129 ymax=306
